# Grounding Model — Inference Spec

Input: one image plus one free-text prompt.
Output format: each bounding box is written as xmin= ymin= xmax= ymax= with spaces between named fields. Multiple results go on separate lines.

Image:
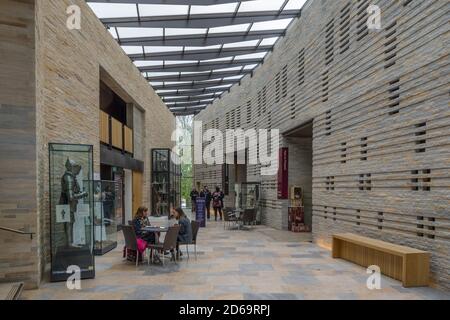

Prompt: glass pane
xmin=49 ymin=143 xmax=95 ymax=281
xmin=94 ymin=180 xmax=118 ymax=255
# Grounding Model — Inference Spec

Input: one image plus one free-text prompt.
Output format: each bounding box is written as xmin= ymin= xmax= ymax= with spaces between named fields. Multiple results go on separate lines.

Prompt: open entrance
xmin=223 ymin=152 xmax=247 ymax=209
xmin=284 ymin=121 xmax=313 ymax=233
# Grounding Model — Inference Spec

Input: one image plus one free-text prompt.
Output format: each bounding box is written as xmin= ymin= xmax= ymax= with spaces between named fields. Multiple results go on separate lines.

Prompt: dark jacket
xmin=212 ymin=191 xmax=222 ymax=208
xmin=190 ymin=190 xmax=199 ymax=201
xmin=132 ymin=217 xmax=154 ymax=243
xmin=200 ymin=190 xmax=212 ymax=203
xmin=177 ymin=216 xmax=193 ymax=244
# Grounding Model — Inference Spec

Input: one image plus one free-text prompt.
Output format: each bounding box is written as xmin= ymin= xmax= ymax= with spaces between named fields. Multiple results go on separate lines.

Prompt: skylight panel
xmin=223 ymin=40 xmax=260 ymax=48
xmin=259 ymin=37 xmax=279 ymax=46
xmin=239 ymin=0 xmax=285 ymax=12
xmin=234 ymin=52 xmax=268 ymax=60
xmin=138 ymin=4 xmax=188 ymax=17
xmin=251 ymin=19 xmax=293 ymax=31
xmin=116 ymin=28 xmax=162 ymax=38
xmin=209 ymin=24 xmax=251 ymax=34
xmin=190 ymin=3 xmax=238 ymax=15
xmin=143 ymin=46 xmax=182 ymax=53
xmin=244 ymin=64 xmax=259 ymax=70
xmin=88 ymin=3 xmax=137 ymax=19
xmin=147 ymin=72 xmax=180 ymax=77
xmin=121 ymin=46 xmax=143 ymax=55
xmin=202 ymin=57 xmax=234 ymax=63
xmin=165 ymin=28 xmax=207 ymax=36
xmin=134 ymin=61 xmax=163 ymax=67
xmin=184 ymin=45 xmax=222 ymax=51
xmin=284 ymin=0 xmax=309 ymax=10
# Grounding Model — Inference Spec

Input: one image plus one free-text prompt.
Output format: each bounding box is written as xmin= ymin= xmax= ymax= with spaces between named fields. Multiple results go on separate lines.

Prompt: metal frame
xmin=88 ymin=0 xmax=302 ymax=114
xmin=89 ymin=0 xmax=254 ymax=5
xmin=151 ymin=78 xmax=241 ymax=90
xmin=138 ymin=58 xmax=263 ymax=72
xmin=101 ymin=10 xmax=299 ymax=28
xmin=146 ymin=69 xmax=252 ymax=82
xmin=130 ymin=45 xmax=272 ymax=61
xmin=117 ymin=29 xmax=286 ymax=46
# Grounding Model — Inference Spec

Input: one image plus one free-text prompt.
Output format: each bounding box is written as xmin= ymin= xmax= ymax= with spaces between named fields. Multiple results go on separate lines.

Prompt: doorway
xmin=284 ymin=121 xmax=313 ymax=231
xmin=132 ymin=171 xmax=143 ymax=216
xmin=223 ymin=152 xmax=247 ymax=208
xmin=123 ymin=169 xmax=133 ymax=224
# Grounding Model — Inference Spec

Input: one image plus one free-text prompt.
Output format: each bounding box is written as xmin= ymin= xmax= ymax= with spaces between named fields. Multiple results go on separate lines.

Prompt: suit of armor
xmin=59 ymin=159 xmax=88 ymax=247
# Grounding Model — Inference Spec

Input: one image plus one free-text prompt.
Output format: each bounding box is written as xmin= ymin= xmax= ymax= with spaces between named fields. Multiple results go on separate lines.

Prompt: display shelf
xmin=151 ymin=149 xmax=181 ymax=216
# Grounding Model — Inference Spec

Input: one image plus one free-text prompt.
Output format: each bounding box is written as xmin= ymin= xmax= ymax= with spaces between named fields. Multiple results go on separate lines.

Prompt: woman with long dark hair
xmin=171 ymin=207 xmax=192 ymax=258
xmin=132 ymin=206 xmax=155 ymax=244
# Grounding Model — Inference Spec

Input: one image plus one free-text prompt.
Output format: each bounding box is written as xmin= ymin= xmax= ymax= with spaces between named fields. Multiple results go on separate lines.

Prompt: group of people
xmin=132 ymin=206 xmax=192 ymax=258
xmin=190 ymin=186 xmax=225 ymax=221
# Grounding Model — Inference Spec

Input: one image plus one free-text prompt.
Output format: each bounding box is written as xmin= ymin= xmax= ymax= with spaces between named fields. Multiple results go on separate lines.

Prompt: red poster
xmin=277 ymin=148 xmax=289 ymax=199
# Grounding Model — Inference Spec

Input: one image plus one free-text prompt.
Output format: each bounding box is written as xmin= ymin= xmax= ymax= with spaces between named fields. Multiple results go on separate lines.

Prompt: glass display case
xmin=242 ymin=183 xmax=260 ymax=210
xmin=93 ymin=180 xmax=118 ymax=255
xmin=151 ymin=149 xmax=181 ymax=216
xmin=49 ymin=143 xmax=95 ymax=282
xmin=235 ymin=182 xmax=261 ymax=223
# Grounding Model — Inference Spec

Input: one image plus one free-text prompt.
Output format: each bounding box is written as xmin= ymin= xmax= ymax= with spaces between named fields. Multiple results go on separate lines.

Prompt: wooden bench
xmin=332 ymin=233 xmax=429 ymax=287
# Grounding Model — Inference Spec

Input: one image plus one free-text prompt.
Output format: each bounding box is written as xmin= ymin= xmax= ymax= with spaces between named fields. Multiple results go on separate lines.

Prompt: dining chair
xmin=223 ymin=207 xmax=238 ymax=230
xmin=179 ymin=221 xmax=200 ymax=260
xmin=147 ymin=225 xmax=180 ymax=266
xmin=239 ymin=209 xmax=255 ymax=229
xmin=251 ymin=209 xmax=258 ymax=226
xmin=122 ymin=225 xmax=140 ymax=266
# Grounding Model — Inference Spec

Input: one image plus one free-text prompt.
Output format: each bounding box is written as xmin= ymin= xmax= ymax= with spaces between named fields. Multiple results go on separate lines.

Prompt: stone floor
xmin=22 ymin=216 xmax=449 ymax=300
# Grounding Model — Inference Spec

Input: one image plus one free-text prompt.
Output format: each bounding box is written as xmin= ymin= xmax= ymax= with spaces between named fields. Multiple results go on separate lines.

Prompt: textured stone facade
xmin=0 ymin=0 xmax=39 ymax=289
xmin=194 ymin=0 xmax=449 ymax=289
xmin=1 ymin=0 xmax=175 ymax=288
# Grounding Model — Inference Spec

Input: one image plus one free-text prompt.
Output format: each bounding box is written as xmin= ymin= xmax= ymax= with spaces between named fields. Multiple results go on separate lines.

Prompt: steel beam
xmin=162 ymin=93 xmax=222 ymax=102
xmin=151 ymin=78 xmax=241 ymax=90
xmin=147 ymin=69 xmax=251 ymax=82
xmin=170 ymin=105 xmax=208 ymax=113
xmin=139 ymin=58 xmax=262 ymax=72
xmin=101 ymin=10 xmax=299 ymax=28
xmin=157 ymin=88 xmax=227 ymax=96
xmin=172 ymin=109 xmax=205 ymax=116
xmin=166 ymin=100 xmax=214 ymax=108
xmin=130 ymin=45 xmax=272 ymax=61
xmin=89 ymin=0 xmax=254 ymax=5
xmin=118 ymin=29 xmax=285 ymax=46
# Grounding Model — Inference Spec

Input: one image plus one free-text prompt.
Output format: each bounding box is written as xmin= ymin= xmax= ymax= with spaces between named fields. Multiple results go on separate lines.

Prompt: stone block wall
xmin=194 ymin=0 xmax=449 ymax=289
xmin=0 ymin=0 xmax=39 ymax=289
xmin=35 ymin=0 xmax=175 ymax=282
xmin=1 ymin=0 xmax=175 ymax=288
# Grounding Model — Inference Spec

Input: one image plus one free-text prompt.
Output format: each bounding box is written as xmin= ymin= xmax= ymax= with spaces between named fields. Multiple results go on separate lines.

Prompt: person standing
xmin=220 ymin=187 xmax=225 ymax=210
xmin=200 ymin=186 xmax=212 ymax=220
xmin=190 ymin=187 xmax=199 ymax=213
xmin=212 ymin=186 xmax=223 ymax=221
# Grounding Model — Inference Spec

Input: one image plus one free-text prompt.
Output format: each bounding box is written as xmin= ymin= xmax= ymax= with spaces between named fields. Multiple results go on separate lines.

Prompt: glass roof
xmin=87 ymin=0 xmax=308 ymax=115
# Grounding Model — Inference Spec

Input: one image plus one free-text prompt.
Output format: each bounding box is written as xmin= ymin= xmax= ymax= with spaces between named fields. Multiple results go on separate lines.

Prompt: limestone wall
xmin=194 ymin=0 xmax=449 ymax=289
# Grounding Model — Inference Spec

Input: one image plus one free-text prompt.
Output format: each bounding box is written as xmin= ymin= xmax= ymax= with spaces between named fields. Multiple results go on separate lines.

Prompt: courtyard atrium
xmin=0 ymin=0 xmax=448 ymax=305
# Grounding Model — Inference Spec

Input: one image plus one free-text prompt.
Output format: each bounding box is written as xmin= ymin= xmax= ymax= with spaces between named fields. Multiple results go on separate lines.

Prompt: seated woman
xmin=171 ymin=207 xmax=192 ymax=258
xmin=132 ymin=206 xmax=156 ymax=244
